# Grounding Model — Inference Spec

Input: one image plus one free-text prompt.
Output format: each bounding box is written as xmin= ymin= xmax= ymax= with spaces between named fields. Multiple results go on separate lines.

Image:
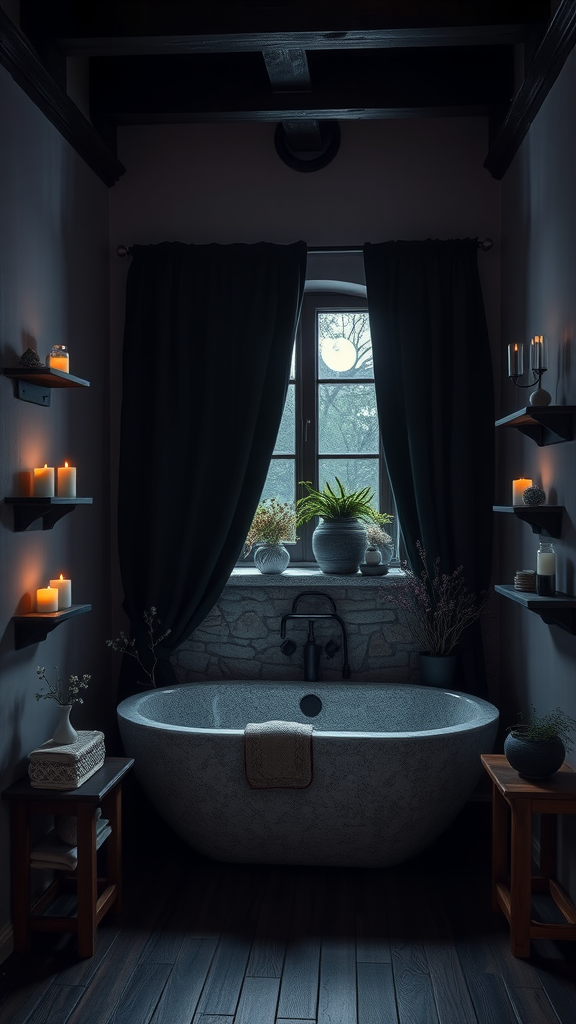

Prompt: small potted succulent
xmin=504 ymin=705 xmax=576 ymax=778
xmin=296 ymin=478 xmax=393 ymax=574
xmin=243 ymin=497 xmax=297 ymax=574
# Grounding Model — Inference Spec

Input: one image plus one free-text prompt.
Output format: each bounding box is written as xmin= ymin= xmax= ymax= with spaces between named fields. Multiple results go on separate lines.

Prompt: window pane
xmin=319 ymin=458 xmax=379 ymax=506
xmin=273 ymin=384 xmax=295 ymax=455
xmin=318 ymin=383 xmax=379 ymax=454
xmin=317 ymin=311 xmax=373 ymax=379
xmin=260 ymin=459 xmax=295 ymax=505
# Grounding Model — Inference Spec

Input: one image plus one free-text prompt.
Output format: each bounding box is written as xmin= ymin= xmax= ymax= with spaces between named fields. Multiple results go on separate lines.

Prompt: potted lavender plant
xmin=388 ymin=541 xmax=488 ymax=686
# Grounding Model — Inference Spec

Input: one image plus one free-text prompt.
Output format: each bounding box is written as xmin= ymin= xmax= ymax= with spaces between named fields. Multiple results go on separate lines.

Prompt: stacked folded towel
xmin=30 ymin=816 xmax=111 ymax=871
xmin=28 ymin=730 xmax=105 ymax=789
xmin=244 ymin=720 xmax=313 ymax=789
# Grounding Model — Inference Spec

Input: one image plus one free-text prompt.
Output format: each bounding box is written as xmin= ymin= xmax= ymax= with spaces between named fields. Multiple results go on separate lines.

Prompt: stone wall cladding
xmin=172 ymin=574 xmax=420 ymax=685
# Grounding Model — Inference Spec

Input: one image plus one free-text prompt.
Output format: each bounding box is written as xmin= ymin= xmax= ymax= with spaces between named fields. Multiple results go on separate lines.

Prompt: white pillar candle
xmin=512 ymin=478 xmax=532 ymax=505
xmin=33 ymin=465 xmax=55 ymax=497
xmin=537 ymin=550 xmax=556 ymax=575
xmin=57 ymin=463 xmax=76 ymax=497
xmin=508 ymin=342 xmax=523 ymax=377
xmin=36 ymin=586 xmax=58 ymax=613
xmin=49 ymin=575 xmax=72 ymax=609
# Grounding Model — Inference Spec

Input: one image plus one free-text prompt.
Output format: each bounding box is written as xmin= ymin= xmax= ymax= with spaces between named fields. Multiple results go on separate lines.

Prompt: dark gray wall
xmin=498 ymin=49 xmax=576 ymax=889
xmin=0 ymin=62 xmax=114 ymax=959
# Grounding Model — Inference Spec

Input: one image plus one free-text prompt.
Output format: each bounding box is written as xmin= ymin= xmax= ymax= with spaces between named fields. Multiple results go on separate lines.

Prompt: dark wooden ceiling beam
xmin=19 ymin=0 xmax=551 ymax=46
xmin=0 ymin=8 xmax=125 ymax=187
xmin=37 ymin=25 xmax=538 ymax=57
xmin=484 ymin=0 xmax=576 ymax=178
xmin=96 ymin=102 xmax=494 ymax=126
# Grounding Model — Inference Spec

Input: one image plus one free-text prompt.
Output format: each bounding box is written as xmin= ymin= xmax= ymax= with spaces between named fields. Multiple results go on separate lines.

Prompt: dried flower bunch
xmin=243 ymin=498 xmax=297 ymax=556
xmin=508 ymin=706 xmax=576 ymax=749
xmin=389 ymin=541 xmax=487 ymax=656
xmin=365 ymin=522 xmax=393 ymax=548
xmin=35 ymin=666 xmax=90 ymax=705
xmin=296 ymin=478 xmax=394 ymax=528
xmin=106 ymin=606 xmax=171 ymax=689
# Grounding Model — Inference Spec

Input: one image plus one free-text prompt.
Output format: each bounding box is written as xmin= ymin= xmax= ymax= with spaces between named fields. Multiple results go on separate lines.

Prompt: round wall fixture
xmin=274 ymin=120 xmax=341 ymax=172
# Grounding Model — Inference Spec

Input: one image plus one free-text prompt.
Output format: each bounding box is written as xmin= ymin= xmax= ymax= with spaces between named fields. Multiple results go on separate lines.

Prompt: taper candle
xmin=36 ymin=586 xmax=58 ymax=613
xmin=508 ymin=343 xmax=524 ymax=377
xmin=512 ymin=478 xmax=532 ymax=505
xmin=49 ymin=574 xmax=72 ymax=609
xmin=33 ymin=465 xmax=55 ymax=497
xmin=57 ymin=462 xmax=76 ymax=497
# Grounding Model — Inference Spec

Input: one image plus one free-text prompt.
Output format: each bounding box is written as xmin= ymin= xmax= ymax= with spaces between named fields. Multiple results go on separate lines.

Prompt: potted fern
xmin=504 ymin=706 xmax=576 ymax=778
xmin=296 ymin=478 xmax=393 ymax=574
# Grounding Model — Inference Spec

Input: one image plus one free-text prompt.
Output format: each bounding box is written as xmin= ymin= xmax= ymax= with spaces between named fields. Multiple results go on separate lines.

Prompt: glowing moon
xmin=320 ymin=335 xmax=356 ymax=372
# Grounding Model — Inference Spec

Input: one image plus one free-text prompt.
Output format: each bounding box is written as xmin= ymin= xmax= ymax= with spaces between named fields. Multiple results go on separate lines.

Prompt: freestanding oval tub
xmin=117 ymin=681 xmax=498 ymax=867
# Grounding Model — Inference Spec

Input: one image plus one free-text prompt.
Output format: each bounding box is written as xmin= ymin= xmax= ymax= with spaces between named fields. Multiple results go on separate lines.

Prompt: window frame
xmin=242 ymin=285 xmax=399 ymax=566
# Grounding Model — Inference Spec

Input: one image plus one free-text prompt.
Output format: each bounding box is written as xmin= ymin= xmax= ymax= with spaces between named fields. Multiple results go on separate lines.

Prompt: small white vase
xmin=52 ymin=704 xmax=78 ymax=745
xmin=254 ymin=542 xmax=290 ymax=574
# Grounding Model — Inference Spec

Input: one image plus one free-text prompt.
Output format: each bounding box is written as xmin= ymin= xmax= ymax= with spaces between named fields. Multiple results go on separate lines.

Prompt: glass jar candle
xmin=536 ymin=541 xmax=556 ymax=596
xmin=48 ymin=344 xmax=69 ymax=372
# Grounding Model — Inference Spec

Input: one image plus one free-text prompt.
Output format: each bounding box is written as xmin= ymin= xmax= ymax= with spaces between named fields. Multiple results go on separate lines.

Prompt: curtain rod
xmin=116 ymin=238 xmax=493 ymax=258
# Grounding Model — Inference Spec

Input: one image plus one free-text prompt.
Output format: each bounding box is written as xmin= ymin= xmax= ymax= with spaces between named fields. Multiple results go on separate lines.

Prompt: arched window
xmin=255 ymin=280 xmax=398 ymax=564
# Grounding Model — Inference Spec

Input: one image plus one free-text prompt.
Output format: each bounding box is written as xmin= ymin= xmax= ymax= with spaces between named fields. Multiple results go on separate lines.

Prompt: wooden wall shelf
xmin=495 ymin=406 xmax=576 ymax=446
xmin=493 ymin=505 xmax=564 ymax=538
xmin=5 ymin=497 xmax=93 ymax=532
xmin=495 ymin=585 xmax=576 ymax=635
xmin=3 ymin=367 xmax=90 ymax=406
xmin=12 ymin=605 xmax=92 ymax=650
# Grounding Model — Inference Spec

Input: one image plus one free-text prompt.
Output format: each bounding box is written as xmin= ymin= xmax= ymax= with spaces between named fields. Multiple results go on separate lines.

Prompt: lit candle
xmin=530 ymin=335 xmax=547 ymax=371
xmin=33 ymin=465 xmax=55 ymax=497
xmin=48 ymin=345 xmax=69 ymax=372
xmin=36 ymin=586 xmax=58 ymax=613
xmin=512 ymin=478 xmax=532 ymax=505
xmin=508 ymin=342 xmax=524 ymax=377
xmin=49 ymin=574 xmax=72 ymax=609
xmin=57 ymin=462 xmax=76 ymax=497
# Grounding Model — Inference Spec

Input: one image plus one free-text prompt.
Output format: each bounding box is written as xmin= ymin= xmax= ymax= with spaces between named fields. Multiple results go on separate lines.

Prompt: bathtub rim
xmin=117 ymin=681 xmax=499 ymax=741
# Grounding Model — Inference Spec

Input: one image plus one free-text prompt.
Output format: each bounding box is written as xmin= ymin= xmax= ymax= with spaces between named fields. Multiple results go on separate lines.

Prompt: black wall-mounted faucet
xmin=280 ymin=592 xmax=351 ymax=681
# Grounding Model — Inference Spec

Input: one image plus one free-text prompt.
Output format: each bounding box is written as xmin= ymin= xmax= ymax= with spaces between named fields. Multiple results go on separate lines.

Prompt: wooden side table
xmin=481 ymin=753 xmax=576 ymax=958
xmin=2 ymin=756 xmax=133 ymax=958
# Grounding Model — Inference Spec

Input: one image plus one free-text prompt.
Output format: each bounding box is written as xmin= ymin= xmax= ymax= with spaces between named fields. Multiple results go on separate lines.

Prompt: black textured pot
xmin=504 ymin=732 xmax=565 ymax=778
xmin=418 ymin=652 xmax=458 ymax=687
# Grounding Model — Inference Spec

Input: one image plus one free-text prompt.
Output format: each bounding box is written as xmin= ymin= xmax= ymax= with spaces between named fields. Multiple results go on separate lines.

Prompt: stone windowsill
xmin=228 ymin=566 xmax=405 ymax=587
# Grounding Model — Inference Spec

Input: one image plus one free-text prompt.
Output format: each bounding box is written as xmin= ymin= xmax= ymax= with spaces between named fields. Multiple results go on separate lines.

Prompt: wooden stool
xmin=2 ymin=756 xmax=133 ymax=958
xmin=482 ymin=753 xmax=576 ymax=958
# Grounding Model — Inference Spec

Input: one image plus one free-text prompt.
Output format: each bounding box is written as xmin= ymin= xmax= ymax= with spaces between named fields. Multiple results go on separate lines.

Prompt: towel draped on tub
xmin=244 ymin=720 xmax=313 ymax=789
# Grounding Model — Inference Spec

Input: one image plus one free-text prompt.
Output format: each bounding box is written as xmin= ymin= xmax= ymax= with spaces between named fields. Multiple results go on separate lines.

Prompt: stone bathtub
xmin=117 ymin=681 xmax=499 ymax=867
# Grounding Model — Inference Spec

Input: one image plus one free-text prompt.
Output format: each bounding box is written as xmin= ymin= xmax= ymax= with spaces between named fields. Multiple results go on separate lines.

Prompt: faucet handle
xmin=324 ymin=638 xmax=340 ymax=659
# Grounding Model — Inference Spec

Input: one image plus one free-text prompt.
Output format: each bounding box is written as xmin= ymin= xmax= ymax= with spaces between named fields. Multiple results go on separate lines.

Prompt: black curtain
xmin=363 ymin=239 xmax=494 ymax=696
xmin=118 ymin=241 xmax=307 ymax=689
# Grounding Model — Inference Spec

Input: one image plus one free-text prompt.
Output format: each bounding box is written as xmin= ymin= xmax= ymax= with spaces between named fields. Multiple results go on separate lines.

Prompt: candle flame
xmin=60 ymin=574 xmax=64 ymax=580
xmin=64 ymin=461 xmax=68 ymax=468
xmin=44 ymin=463 xmax=48 ymax=468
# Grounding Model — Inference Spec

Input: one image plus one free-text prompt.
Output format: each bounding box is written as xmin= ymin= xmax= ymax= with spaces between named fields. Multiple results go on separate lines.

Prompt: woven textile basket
xmin=28 ymin=731 xmax=105 ymax=790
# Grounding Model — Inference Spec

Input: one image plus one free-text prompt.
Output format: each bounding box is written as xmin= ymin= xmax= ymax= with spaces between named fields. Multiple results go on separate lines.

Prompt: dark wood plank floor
xmin=1 ymin=790 xmax=575 ymax=1024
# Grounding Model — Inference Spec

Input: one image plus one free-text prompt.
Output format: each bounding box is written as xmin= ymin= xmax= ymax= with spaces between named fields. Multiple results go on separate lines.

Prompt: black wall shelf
xmin=12 ymin=604 xmax=92 ymax=650
xmin=5 ymin=497 xmax=93 ymax=532
xmin=495 ymin=406 xmax=576 ymax=446
xmin=495 ymin=585 xmax=576 ymax=635
xmin=493 ymin=505 xmax=564 ymax=538
xmin=3 ymin=367 xmax=90 ymax=407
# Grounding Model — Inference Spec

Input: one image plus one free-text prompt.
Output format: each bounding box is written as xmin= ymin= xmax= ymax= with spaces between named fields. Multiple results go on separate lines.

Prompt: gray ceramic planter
xmin=418 ymin=653 xmax=458 ymax=687
xmin=312 ymin=517 xmax=367 ymax=574
xmin=504 ymin=731 xmax=565 ymax=778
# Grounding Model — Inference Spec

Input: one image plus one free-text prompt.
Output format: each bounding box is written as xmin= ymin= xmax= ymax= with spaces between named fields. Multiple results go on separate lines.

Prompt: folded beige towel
xmin=30 ymin=820 xmax=111 ymax=871
xmin=244 ymin=720 xmax=313 ymax=789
